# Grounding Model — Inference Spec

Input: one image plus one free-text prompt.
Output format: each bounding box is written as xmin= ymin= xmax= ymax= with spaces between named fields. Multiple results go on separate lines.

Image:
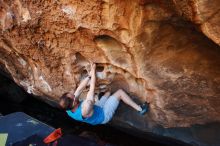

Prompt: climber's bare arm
xmin=69 ymin=63 xmax=96 ymax=98
xmin=82 ymin=63 xmax=96 ymax=117
xmin=69 ymin=76 xmax=90 ymax=98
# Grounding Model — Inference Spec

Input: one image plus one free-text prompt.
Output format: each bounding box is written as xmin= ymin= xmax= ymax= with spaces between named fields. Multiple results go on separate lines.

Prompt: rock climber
xmin=59 ymin=62 xmax=149 ymax=125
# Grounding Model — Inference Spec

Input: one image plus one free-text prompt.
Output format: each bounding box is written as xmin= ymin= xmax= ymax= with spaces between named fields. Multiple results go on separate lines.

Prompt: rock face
xmin=173 ymin=0 xmax=220 ymax=45
xmin=0 ymin=0 xmax=220 ymax=145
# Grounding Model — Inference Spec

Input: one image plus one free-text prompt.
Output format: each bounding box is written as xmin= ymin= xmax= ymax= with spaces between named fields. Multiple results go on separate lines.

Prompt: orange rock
xmin=0 ymin=0 xmax=220 ymax=128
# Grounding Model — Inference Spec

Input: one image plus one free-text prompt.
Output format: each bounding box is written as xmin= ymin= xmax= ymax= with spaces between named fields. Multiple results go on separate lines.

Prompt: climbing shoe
xmin=139 ymin=102 xmax=149 ymax=115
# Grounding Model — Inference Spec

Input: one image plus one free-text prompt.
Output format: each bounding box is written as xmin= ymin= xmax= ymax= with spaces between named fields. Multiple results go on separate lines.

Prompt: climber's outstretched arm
xmin=69 ymin=76 xmax=90 ymax=98
xmin=69 ymin=62 xmax=95 ymax=98
xmin=81 ymin=63 xmax=96 ymax=117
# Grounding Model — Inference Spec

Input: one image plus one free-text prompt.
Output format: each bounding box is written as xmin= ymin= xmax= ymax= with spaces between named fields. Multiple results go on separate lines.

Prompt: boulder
xmin=0 ymin=0 xmax=220 ymax=145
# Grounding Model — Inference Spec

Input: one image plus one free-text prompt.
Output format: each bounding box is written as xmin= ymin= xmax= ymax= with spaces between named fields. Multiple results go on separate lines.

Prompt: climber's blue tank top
xmin=66 ymin=102 xmax=104 ymax=125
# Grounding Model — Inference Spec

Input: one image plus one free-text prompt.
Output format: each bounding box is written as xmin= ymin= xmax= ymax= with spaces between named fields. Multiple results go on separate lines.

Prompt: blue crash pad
xmin=0 ymin=112 xmax=54 ymax=146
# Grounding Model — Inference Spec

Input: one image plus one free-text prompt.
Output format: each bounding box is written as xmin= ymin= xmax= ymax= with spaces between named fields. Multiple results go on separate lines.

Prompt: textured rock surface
xmin=0 ymin=0 xmax=220 ymax=144
xmin=173 ymin=0 xmax=220 ymax=45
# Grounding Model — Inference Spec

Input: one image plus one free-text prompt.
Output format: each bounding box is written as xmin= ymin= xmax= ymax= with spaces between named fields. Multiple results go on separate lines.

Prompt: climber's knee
xmin=112 ymin=89 xmax=123 ymax=100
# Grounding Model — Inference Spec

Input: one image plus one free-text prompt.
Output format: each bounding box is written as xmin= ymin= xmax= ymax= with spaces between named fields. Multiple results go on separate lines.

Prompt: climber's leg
xmin=101 ymin=89 xmax=149 ymax=124
xmin=95 ymin=91 xmax=111 ymax=107
xmin=101 ymin=93 xmax=120 ymax=124
xmin=111 ymin=89 xmax=142 ymax=111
